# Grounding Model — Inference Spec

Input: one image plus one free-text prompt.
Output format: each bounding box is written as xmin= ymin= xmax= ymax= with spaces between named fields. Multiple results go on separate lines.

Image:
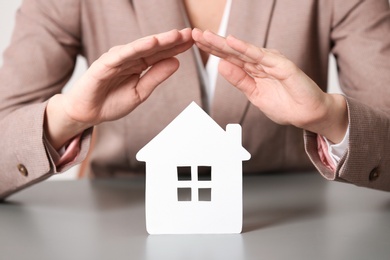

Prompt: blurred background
xmin=1 ymin=1 xmax=357 ymax=180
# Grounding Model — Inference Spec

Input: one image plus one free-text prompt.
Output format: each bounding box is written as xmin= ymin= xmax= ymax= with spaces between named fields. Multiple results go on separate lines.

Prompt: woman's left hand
xmin=192 ymin=28 xmax=348 ymax=143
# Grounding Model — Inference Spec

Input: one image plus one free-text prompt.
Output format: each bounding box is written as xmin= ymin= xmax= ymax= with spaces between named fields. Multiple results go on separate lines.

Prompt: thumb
xmin=136 ymin=57 xmax=180 ymax=102
xmin=219 ymin=59 xmax=256 ymax=97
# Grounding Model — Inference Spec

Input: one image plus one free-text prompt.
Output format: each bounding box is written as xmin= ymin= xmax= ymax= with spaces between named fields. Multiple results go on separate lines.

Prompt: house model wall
xmin=136 ymin=102 xmax=251 ymax=234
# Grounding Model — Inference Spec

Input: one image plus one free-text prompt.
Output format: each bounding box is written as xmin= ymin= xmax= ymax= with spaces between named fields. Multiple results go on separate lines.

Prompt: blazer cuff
xmin=43 ymin=128 xmax=93 ymax=173
xmin=305 ymin=96 xmax=390 ymax=191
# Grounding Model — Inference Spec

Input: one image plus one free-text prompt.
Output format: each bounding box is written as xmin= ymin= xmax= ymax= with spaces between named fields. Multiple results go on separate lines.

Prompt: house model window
xmin=177 ymin=166 xmax=212 ymax=202
xmin=136 ymin=102 xmax=251 ymax=234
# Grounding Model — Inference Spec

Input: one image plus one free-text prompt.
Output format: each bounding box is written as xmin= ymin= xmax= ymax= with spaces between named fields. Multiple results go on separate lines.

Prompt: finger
xmin=104 ymin=39 xmax=193 ymax=80
xmin=226 ymin=35 xmax=299 ymax=80
xmin=266 ymin=48 xmax=282 ymax=55
xmin=225 ymin=35 xmax=292 ymax=71
xmin=201 ymin=30 xmax=239 ymax=55
xmin=105 ymin=28 xmax=193 ymax=67
xmin=195 ymin=29 xmax=264 ymax=72
xmin=144 ymin=39 xmax=194 ymax=66
xmin=193 ymin=29 xmax=239 ymax=58
xmin=191 ymin=27 xmax=204 ymax=42
xmin=218 ymin=59 xmax=257 ymax=100
xmin=135 ymin=57 xmax=180 ymax=102
xmin=194 ymin=41 xmax=228 ymax=59
xmin=193 ymin=28 xmax=232 ymax=58
xmin=195 ymin=28 xmax=296 ymax=80
xmin=192 ymin=28 xmax=215 ymax=49
xmin=195 ymin=41 xmax=245 ymax=68
xmin=125 ymin=28 xmax=192 ymax=59
xmin=224 ymin=35 xmax=267 ymax=64
xmin=106 ymin=39 xmax=194 ymax=78
xmin=193 ymin=29 xmax=246 ymax=67
xmin=201 ymin=30 xmax=258 ymax=65
xmin=243 ymin=63 xmax=270 ymax=79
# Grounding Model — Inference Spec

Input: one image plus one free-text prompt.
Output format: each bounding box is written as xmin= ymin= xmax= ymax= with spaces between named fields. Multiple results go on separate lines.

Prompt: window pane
xmin=177 ymin=166 xmax=191 ymax=181
xmin=198 ymin=188 xmax=211 ymax=201
xmin=198 ymin=166 xmax=212 ymax=181
xmin=178 ymin=188 xmax=192 ymax=201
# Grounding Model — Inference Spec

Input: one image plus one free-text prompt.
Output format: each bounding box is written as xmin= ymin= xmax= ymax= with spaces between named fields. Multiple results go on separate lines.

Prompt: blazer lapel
xmin=211 ymin=0 xmax=276 ymax=127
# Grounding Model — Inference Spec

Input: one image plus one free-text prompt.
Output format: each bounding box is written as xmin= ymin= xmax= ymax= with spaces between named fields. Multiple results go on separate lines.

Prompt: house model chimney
xmin=226 ymin=124 xmax=242 ymax=147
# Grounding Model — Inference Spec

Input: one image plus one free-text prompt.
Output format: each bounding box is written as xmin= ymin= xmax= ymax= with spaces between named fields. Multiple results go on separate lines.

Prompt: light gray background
xmin=1 ymin=1 xmax=358 ymax=180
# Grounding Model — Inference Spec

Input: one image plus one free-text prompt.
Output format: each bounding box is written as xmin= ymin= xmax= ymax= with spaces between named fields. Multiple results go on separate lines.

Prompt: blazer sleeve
xmin=0 ymin=0 xmax=91 ymax=199
xmin=305 ymin=0 xmax=390 ymax=191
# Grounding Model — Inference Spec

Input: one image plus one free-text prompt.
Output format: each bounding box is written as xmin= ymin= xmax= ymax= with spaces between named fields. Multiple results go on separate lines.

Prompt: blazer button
xmin=17 ymin=164 xmax=28 ymax=177
xmin=369 ymin=168 xmax=379 ymax=181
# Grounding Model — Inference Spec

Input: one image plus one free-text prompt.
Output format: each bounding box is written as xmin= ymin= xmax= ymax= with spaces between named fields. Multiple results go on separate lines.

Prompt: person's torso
xmin=77 ymin=0 xmax=336 ymax=177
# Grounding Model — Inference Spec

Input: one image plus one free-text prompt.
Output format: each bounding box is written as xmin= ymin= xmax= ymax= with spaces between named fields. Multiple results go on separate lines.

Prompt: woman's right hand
xmin=45 ymin=28 xmax=193 ymax=150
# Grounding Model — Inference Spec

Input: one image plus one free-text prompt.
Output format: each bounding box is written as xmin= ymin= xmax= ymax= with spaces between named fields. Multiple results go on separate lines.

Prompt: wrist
xmin=307 ymin=94 xmax=348 ymax=144
xmin=44 ymin=94 xmax=91 ymax=150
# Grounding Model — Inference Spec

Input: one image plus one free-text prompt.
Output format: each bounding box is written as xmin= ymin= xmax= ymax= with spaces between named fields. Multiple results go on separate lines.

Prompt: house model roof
xmin=136 ymin=102 xmax=251 ymax=164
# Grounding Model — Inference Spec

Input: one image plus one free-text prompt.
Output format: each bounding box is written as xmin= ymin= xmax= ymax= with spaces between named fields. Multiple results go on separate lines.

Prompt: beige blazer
xmin=1 ymin=0 xmax=390 ymax=198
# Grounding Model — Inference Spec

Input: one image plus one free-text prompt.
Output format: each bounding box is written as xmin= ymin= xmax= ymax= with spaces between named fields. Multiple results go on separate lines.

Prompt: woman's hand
xmin=192 ymin=28 xmax=348 ymax=143
xmin=45 ymin=28 xmax=193 ymax=149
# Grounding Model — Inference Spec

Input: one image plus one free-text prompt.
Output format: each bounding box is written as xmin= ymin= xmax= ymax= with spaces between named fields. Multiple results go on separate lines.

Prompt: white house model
xmin=136 ymin=102 xmax=251 ymax=234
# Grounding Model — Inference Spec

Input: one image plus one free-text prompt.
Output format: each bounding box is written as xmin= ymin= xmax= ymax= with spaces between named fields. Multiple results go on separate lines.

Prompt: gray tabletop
xmin=1 ymin=172 xmax=389 ymax=260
